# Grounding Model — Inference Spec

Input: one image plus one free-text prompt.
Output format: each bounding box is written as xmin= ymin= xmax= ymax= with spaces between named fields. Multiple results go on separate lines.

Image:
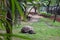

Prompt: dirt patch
xmin=28 ymin=14 xmax=44 ymax=22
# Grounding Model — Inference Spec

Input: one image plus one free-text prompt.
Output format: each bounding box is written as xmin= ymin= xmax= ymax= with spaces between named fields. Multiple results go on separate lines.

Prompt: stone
xmin=21 ymin=26 xmax=36 ymax=34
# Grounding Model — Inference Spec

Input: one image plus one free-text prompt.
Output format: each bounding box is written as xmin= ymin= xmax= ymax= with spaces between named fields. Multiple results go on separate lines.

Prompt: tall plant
xmin=0 ymin=0 xmax=41 ymax=40
xmin=0 ymin=0 xmax=32 ymax=40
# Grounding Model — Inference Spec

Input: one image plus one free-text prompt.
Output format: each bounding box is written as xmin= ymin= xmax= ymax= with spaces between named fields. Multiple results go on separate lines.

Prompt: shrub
xmin=40 ymin=12 xmax=51 ymax=17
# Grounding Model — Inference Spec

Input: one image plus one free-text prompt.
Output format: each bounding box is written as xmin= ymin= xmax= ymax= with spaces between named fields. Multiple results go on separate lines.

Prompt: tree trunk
xmin=53 ymin=0 xmax=60 ymax=22
xmin=47 ymin=0 xmax=51 ymax=13
xmin=53 ymin=13 xmax=57 ymax=22
xmin=34 ymin=6 xmax=37 ymax=14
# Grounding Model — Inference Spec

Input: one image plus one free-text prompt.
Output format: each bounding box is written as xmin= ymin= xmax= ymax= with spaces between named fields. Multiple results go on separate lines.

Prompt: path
xmin=28 ymin=14 xmax=44 ymax=22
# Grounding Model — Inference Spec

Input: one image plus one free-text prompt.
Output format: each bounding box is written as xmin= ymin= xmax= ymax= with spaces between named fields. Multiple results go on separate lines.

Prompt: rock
xmin=28 ymin=30 xmax=36 ymax=34
xmin=21 ymin=26 xmax=36 ymax=34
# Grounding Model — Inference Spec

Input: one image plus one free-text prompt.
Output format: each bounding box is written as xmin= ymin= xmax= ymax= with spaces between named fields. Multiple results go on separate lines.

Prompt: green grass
xmin=0 ymin=17 xmax=60 ymax=40
xmin=12 ymin=18 xmax=60 ymax=40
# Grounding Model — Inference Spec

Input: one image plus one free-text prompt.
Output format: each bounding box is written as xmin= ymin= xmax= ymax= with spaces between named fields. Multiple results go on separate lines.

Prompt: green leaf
xmin=0 ymin=33 xmax=32 ymax=40
xmin=14 ymin=0 xmax=25 ymax=20
xmin=0 ymin=19 xmax=5 ymax=29
xmin=11 ymin=0 xmax=15 ymax=21
xmin=27 ymin=0 xmax=32 ymax=2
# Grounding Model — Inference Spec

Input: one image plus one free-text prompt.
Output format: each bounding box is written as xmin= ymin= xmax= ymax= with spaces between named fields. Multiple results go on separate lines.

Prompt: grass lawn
xmin=12 ymin=17 xmax=60 ymax=40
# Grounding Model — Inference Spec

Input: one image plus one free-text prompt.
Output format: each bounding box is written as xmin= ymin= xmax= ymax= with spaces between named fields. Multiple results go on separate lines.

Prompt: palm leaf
xmin=0 ymin=33 xmax=32 ymax=40
xmin=14 ymin=0 xmax=25 ymax=20
xmin=11 ymin=0 xmax=15 ymax=22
